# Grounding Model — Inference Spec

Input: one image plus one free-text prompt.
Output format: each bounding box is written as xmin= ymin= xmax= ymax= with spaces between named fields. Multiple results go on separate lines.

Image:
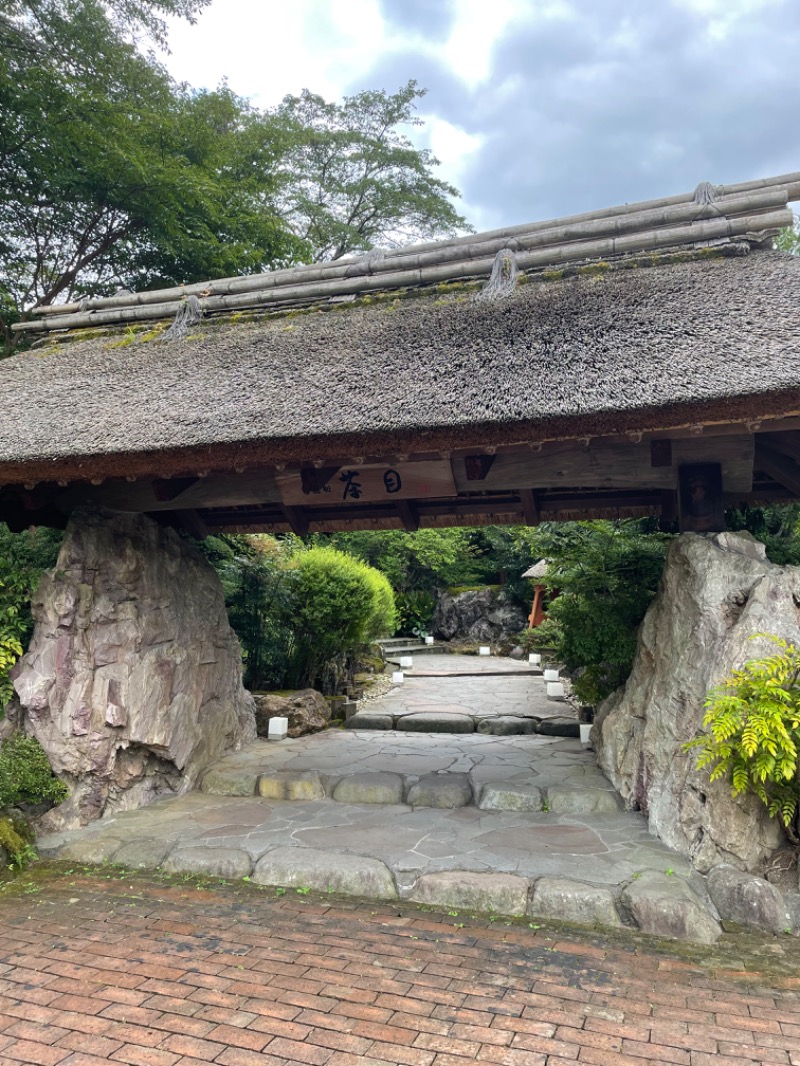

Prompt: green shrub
xmin=530 ymin=520 xmax=670 ymax=705
xmin=685 ymin=635 xmax=800 ymax=844
xmin=286 ymin=546 xmax=396 ymax=687
xmin=0 ymin=525 xmax=62 ymax=709
xmin=0 ymin=733 xmax=67 ymax=810
xmin=395 ymin=590 xmax=436 ymax=637
xmin=202 ymin=535 xmax=298 ymax=691
xmin=725 ymin=504 xmax=800 ymax=566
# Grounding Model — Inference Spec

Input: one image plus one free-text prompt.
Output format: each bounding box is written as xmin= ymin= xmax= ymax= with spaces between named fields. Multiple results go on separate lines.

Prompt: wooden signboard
xmin=277 ymin=461 xmax=455 ymax=507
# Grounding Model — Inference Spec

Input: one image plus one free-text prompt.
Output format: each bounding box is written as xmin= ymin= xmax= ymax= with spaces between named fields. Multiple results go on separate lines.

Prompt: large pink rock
xmin=12 ymin=509 xmax=256 ymax=828
xmin=594 ymin=532 xmax=791 ymax=873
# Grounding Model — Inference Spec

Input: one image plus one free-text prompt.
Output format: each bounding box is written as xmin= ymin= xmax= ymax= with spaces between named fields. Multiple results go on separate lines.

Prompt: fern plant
xmin=685 ymin=635 xmax=800 ymax=844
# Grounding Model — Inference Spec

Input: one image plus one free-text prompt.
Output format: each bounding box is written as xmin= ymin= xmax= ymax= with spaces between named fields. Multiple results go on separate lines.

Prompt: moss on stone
xmin=577 ymin=261 xmax=611 ymax=276
xmin=0 ymin=818 xmax=28 ymax=864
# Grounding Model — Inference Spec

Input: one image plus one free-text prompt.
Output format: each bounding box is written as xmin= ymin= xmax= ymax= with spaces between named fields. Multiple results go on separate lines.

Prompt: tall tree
xmin=0 ymin=1 xmax=301 ymax=354
xmin=1 ymin=7 xmax=472 ymax=354
xmin=272 ymin=80 xmax=472 ymax=261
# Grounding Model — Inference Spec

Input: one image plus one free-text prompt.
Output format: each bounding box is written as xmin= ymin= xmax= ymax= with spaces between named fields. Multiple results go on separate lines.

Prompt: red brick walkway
xmin=0 ymin=869 xmax=798 ymax=1066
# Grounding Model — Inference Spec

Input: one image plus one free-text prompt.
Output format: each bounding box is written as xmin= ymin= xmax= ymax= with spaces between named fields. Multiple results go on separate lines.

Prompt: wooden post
xmin=528 ymin=584 xmax=547 ymax=628
xmin=678 ymin=463 xmax=725 ymax=532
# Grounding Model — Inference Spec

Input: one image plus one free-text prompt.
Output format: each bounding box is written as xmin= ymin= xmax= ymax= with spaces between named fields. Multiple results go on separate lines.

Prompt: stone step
xmin=344 ymin=710 xmax=579 ymax=737
xmin=405 ymin=667 xmax=543 ymax=677
xmin=200 ymin=766 xmax=623 ymax=814
xmin=385 ymin=644 xmax=445 ymax=660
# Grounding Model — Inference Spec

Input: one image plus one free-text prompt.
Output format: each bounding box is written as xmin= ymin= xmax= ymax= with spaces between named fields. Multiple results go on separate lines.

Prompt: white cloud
xmin=437 ymin=0 xmax=521 ymax=85
xmin=162 ymin=0 xmax=387 ymax=105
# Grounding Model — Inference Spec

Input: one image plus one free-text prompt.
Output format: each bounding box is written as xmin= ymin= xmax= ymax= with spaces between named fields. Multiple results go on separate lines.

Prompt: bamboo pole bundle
xmin=14 ymin=207 xmax=792 ymax=335
xmin=27 ymin=173 xmax=800 ymax=322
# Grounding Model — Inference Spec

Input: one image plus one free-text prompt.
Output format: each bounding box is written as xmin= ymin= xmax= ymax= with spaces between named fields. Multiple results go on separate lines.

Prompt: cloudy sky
xmin=162 ymin=0 xmax=800 ymax=233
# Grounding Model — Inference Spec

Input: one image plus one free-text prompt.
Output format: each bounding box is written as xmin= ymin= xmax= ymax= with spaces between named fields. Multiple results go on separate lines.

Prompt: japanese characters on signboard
xmin=277 ymin=462 xmax=455 ymax=507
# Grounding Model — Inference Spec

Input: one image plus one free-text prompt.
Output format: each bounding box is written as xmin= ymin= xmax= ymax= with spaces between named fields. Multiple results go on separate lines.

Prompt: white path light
xmin=268 ymin=716 xmax=288 ymax=741
xmin=544 ymin=668 xmax=560 ymax=682
xmin=392 ymin=671 xmax=405 ymax=684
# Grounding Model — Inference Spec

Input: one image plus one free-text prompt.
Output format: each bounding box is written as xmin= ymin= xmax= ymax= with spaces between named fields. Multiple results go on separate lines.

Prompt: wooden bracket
xmin=754 ymin=441 xmax=800 ymax=496
xmin=464 ymin=454 xmax=497 ymax=481
xmin=153 ymin=477 xmax=200 ymax=503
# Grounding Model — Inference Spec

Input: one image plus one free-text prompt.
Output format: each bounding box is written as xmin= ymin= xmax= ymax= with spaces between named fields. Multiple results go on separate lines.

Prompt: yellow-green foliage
xmin=288 ymin=546 xmax=395 ymax=686
xmin=0 ymin=733 xmax=67 ymax=810
xmin=0 ymin=817 xmax=28 ymax=864
xmin=686 ymin=635 xmax=800 ymax=840
xmin=577 ymin=261 xmax=611 ymax=277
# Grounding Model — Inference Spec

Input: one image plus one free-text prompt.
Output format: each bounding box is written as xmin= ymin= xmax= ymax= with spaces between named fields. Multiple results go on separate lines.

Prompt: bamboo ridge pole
xmin=13 ymin=207 xmax=792 ymax=335
xmin=27 ymin=174 xmax=800 ymax=320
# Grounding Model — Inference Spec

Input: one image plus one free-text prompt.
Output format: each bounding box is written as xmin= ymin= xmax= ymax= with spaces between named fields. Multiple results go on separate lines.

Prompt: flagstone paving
xmin=35 ymin=657 xmax=729 ymax=941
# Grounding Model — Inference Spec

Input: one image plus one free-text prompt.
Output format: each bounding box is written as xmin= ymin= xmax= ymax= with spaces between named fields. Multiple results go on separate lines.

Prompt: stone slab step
xmin=199 ymin=766 xmax=622 ymax=815
xmin=385 ymin=645 xmax=447 ymax=660
xmin=407 ymin=668 xmax=543 ymax=677
xmin=345 ymin=711 xmax=579 ymax=737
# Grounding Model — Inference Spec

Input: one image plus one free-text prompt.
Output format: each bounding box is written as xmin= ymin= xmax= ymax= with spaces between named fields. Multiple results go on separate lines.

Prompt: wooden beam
xmin=451 ymin=436 xmax=753 ymax=494
xmin=519 ymin=489 xmax=540 ymax=526
xmin=759 ymin=431 xmax=800 ymax=466
xmin=395 ymin=500 xmax=419 ymax=532
xmin=754 ymin=441 xmax=800 ymax=497
xmin=650 ymin=439 xmax=672 ymax=468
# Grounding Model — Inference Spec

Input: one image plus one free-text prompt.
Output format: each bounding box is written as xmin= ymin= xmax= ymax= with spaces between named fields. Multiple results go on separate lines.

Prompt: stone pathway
xmin=1 ymin=869 xmax=800 ymax=1066
xmin=37 ymin=653 xmax=795 ymax=944
xmin=348 ymin=654 xmax=571 ymax=733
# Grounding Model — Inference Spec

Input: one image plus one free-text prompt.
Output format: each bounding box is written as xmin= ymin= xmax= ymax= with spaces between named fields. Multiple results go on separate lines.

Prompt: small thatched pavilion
xmin=522 ymin=559 xmax=550 ymax=629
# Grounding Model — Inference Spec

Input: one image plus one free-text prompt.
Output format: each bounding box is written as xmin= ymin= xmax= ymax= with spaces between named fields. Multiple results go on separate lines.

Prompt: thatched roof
xmin=2 ymin=248 xmax=800 ymax=484
xmin=522 ymin=560 xmax=550 ymax=580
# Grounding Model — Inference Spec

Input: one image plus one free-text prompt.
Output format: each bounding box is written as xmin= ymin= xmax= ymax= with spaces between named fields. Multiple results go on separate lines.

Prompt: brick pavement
xmin=0 ymin=868 xmax=798 ymax=1065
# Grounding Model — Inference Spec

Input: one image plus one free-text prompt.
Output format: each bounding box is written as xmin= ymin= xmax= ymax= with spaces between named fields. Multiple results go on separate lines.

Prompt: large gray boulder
xmin=252 ymin=689 xmax=330 ymax=738
xmin=11 ymin=509 xmax=256 ymax=829
xmin=594 ymin=532 xmax=792 ymax=873
xmin=619 ymin=871 xmax=722 ymax=943
xmin=706 ymin=865 xmax=787 ymax=933
xmin=431 ymin=587 xmax=526 ymax=643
